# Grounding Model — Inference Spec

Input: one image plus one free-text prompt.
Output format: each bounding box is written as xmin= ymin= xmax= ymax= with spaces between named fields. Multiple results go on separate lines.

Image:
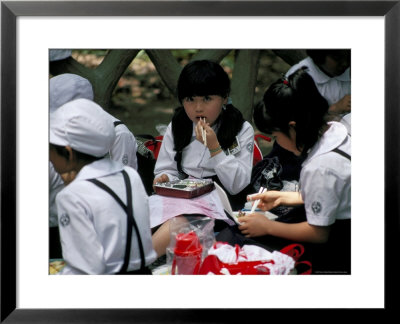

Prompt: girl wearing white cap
xmin=219 ymin=68 xmax=351 ymax=274
xmin=49 ymin=98 xmax=156 ymax=274
xmin=48 ymin=73 xmax=138 ymax=259
xmin=50 ymin=73 xmax=138 ymax=170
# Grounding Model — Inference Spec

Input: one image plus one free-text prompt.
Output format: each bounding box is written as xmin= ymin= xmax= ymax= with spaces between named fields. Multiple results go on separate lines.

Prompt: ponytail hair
xmin=171 ymin=106 xmax=193 ymax=174
xmin=254 ymin=67 xmax=328 ymax=155
xmin=215 ymin=103 xmax=245 ymax=149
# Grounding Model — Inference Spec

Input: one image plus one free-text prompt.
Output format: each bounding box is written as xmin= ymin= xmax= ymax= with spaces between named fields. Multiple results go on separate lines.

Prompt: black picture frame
xmin=1 ymin=0 xmax=398 ymax=322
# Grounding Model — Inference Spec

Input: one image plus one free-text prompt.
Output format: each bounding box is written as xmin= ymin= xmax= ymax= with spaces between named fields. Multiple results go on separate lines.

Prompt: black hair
xmin=172 ymin=60 xmax=245 ymax=174
xmin=177 ymin=60 xmax=230 ymax=103
xmin=50 ymin=144 xmax=103 ymax=163
xmin=254 ymin=67 xmax=329 ymax=156
xmin=306 ymin=49 xmax=350 ymax=66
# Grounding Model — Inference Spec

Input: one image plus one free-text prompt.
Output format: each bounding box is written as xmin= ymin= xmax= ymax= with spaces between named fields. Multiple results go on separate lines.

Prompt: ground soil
xmin=73 ymin=50 xmax=291 ymax=156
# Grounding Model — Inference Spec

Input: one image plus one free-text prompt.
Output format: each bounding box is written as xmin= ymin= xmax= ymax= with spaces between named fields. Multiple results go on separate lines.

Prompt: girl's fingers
xmin=247 ymin=193 xmax=262 ymax=201
xmin=154 ymin=174 xmax=169 ymax=184
xmin=195 ymin=123 xmax=203 ymax=142
xmin=238 ymin=219 xmax=249 ymax=229
xmin=255 ymin=201 xmax=266 ymax=208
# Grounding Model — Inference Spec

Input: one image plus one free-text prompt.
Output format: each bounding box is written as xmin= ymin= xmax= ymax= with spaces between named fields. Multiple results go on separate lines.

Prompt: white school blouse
xmin=109 ymin=116 xmax=138 ymax=170
xmin=56 ymin=158 xmax=156 ymax=275
xmin=49 ymin=79 xmax=138 ymax=171
xmin=286 ymin=56 xmax=351 ymax=107
xmin=300 ymin=122 xmax=351 ymax=227
xmin=154 ymin=121 xmax=254 ymax=195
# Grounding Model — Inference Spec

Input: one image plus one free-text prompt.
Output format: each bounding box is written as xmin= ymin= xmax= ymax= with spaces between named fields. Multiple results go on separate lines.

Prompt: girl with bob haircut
xmin=150 ymin=60 xmax=254 ymax=257
xmin=218 ymin=67 xmax=351 ymax=274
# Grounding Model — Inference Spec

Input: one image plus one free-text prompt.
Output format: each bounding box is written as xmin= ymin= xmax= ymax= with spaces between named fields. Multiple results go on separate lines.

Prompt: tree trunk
xmin=145 ymin=50 xmax=182 ymax=97
xmin=94 ymin=49 xmax=140 ymax=108
xmin=230 ymin=49 xmax=261 ymax=121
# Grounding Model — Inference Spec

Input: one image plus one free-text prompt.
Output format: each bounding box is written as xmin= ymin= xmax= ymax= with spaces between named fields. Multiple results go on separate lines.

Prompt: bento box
xmin=154 ymin=179 xmax=215 ymax=199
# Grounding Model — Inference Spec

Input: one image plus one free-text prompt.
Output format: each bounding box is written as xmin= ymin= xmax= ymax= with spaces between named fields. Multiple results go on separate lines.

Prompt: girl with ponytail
xmin=218 ymin=67 xmax=351 ymax=274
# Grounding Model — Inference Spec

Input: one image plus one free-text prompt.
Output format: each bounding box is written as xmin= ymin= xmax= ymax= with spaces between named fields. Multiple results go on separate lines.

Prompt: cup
xmin=171 ymin=231 xmax=203 ymax=275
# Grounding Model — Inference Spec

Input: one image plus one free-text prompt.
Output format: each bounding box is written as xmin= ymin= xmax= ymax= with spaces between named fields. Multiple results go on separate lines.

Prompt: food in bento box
xmin=154 ymin=179 xmax=214 ymax=199
xmin=237 ymin=210 xmax=246 ymax=218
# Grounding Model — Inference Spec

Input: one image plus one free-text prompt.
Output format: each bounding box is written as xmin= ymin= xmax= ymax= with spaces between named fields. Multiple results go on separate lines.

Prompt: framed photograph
xmin=1 ymin=0 xmax=398 ymax=322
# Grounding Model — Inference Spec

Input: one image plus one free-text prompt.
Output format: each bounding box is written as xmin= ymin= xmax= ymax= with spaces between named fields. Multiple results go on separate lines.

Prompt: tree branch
xmin=272 ymin=49 xmax=307 ymax=66
xmin=191 ymin=49 xmax=232 ymax=63
xmin=145 ymin=50 xmax=182 ymax=97
xmin=49 ymin=56 xmax=94 ymax=79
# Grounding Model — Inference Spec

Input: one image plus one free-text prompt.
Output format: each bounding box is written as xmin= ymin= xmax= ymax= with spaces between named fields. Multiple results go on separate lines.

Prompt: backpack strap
xmin=87 ymin=170 xmax=146 ymax=274
xmin=332 ymin=148 xmax=351 ymax=161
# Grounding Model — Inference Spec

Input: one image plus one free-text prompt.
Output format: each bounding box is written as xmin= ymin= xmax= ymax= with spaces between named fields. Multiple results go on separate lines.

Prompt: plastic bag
xmin=155 ymin=124 xmax=168 ymax=136
xmin=198 ymin=242 xmax=296 ymax=275
xmin=167 ymin=215 xmax=215 ymax=275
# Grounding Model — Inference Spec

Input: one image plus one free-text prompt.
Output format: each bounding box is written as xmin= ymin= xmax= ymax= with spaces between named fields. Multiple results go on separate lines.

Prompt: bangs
xmin=177 ymin=60 xmax=230 ymax=102
xmin=178 ymin=77 xmax=226 ymax=99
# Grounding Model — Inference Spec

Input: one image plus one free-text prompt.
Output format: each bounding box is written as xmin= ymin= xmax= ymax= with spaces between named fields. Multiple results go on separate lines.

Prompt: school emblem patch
xmin=246 ymin=142 xmax=253 ymax=153
xmin=122 ymin=153 xmax=129 ymax=165
xmin=227 ymin=136 xmax=241 ymax=155
xmin=311 ymin=201 xmax=322 ymax=215
xmin=60 ymin=213 xmax=70 ymax=227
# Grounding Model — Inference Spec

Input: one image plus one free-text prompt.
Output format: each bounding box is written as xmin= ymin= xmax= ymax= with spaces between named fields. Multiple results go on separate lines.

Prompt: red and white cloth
xmin=203 ymin=242 xmax=295 ymax=275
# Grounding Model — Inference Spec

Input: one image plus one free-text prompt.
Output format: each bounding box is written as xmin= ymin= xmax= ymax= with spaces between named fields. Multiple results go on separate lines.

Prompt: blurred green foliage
xmin=74 ymin=49 xmax=109 ymax=56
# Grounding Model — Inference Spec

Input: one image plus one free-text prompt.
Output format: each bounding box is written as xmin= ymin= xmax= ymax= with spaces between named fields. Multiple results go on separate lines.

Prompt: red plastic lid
xmin=174 ymin=231 xmax=202 ymax=256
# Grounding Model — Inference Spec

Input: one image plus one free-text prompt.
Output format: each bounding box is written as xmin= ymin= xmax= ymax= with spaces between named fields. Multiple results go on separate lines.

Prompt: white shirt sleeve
xmin=204 ymin=122 xmax=254 ymax=194
xmin=153 ymin=123 xmax=181 ymax=182
xmin=57 ymin=190 xmax=107 ymax=275
xmin=110 ymin=125 xmax=138 ymax=170
xmin=340 ymin=113 xmax=351 ymax=135
xmin=49 ymin=162 xmax=64 ymax=227
xmin=300 ymin=165 xmax=346 ymax=227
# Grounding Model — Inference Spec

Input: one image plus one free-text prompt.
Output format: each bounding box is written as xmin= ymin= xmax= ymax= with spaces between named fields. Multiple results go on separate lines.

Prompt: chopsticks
xmin=250 ymin=186 xmax=267 ymax=214
xmin=201 ymin=118 xmax=207 ymax=147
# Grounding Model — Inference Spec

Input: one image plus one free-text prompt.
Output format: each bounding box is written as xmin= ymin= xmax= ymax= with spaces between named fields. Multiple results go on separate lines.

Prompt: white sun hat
xmin=50 ymin=73 xmax=94 ymax=113
xmin=49 ymin=98 xmax=115 ymax=157
xmin=49 ymin=49 xmax=72 ymax=62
